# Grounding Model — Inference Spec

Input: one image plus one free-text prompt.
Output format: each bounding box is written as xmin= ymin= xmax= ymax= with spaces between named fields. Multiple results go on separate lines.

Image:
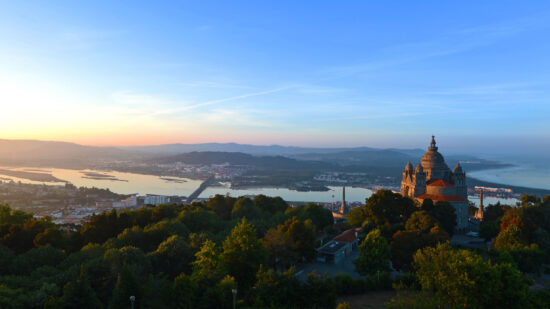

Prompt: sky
xmin=1 ymin=1 xmax=550 ymax=155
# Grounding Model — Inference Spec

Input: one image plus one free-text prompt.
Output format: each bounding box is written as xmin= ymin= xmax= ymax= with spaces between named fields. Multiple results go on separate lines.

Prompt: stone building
xmin=316 ymin=228 xmax=359 ymax=264
xmin=400 ymin=136 xmax=469 ymax=230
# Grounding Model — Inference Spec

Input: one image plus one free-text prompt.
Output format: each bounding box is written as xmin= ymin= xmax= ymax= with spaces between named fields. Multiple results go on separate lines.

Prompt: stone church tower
xmin=400 ymin=136 xmax=469 ymax=231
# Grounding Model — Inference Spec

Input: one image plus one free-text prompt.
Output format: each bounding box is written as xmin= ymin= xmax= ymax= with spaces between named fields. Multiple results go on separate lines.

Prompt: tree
xmin=430 ymin=201 xmax=457 ymax=236
xmin=231 ymin=197 xmax=262 ymax=220
xmin=494 ymin=225 xmax=544 ymax=273
xmin=151 ymin=203 xmax=179 ymax=221
xmin=0 ymin=245 xmax=15 ymax=275
xmin=252 ymin=266 xmax=302 ymax=308
xmin=34 ymin=227 xmax=66 ymax=249
xmin=404 ymin=211 xmax=438 ymax=233
xmin=263 ymin=226 xmax=297 ymax=268
xmin=411 ymin=242 xmax=530 ymax=308
xmin=173 ymin=273 xmax=198 ymax=309
xmin=108 ymin=267 xmax=143 ymax=309
xmin=285 ymin=203 xmax=333 ymax=231
xmin=336 ymin=302 xmax=352 ymax=309
xmin=391 ymin=224 xmax=448 ymax=271
xmin=178 ymin=209 xmax=226 ymax=234
xmin=46 ymin=267 xmax=103 ymax=309
xmin=281 ymin=217 xmax=316 ymax=261
xmin=207 ymin=194 xmax=235 ymax=220
xmin=354 ymin=229 xmax=391 ymax=276
xmin=253 ymin=194 xmax=288 ymax=214
xmin=494 ymin=225 xmax=526 ymax=251
xmin=103 ymin=246 xmax=151 ymax=278
xmin=499 ymin=207 xmax=536 ymax=241
xmin=150 ymin=235 xmax=193 ymax=278
xmin=192 ymin=239 xmax=223 ymax=281
xmin=420 ymin=198 xmax=434 ymax=212
xmin=346 ymin=206 xmax=369 ymax=227
xmin=12 ymin=245 xmax=65 ymax=276
xmin=221 ymin=218 xmax=267 ymax=289
xmin=0 ymin=204 xmax=32 ymax=225
xmin=0 ymin=224 xmax=34 ymax=253
xmin=362 ymin=190 xmax=415 ymax=227
xmin=521 ymin=194 xmax=541 ymax=207
xmin=81 ymin=209 xmax=120 ymax=245
xmin=483 ymin=202 xmax=509 ymax=222
xmin=301 ymin=272 xmax=337 ymax=309
xmin=263 ymin=216 xmax=316 ymax=268
xmin=479 ymin=220 xmax=500 ymax=241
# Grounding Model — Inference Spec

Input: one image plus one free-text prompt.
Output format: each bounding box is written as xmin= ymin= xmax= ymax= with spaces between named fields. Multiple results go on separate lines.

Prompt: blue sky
xmin=1 ymin=1 xmax=549 ymax=155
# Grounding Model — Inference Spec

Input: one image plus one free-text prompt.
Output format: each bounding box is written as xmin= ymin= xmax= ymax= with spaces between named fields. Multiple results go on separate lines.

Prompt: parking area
xmin=296 ymin=250 xmax=361 ymax=280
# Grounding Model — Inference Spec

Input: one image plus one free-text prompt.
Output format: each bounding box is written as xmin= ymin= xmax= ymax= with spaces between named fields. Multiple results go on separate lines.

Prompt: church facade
xmin=400 ymin=136 xmax=469 ymax=230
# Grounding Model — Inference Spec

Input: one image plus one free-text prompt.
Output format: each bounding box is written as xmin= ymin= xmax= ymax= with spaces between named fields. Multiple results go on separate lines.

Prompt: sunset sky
xmin=1 ymin=1 xmax=550 ymax=154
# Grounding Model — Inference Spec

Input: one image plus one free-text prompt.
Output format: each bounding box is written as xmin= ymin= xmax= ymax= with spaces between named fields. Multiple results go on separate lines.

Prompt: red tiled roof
xmin=427 ymin=179 xmax=454 ymax=187
xmin=333 ymin=229 xmax=358 ymax=243
xmin=417 ymin=193 xmax=467 ymax=202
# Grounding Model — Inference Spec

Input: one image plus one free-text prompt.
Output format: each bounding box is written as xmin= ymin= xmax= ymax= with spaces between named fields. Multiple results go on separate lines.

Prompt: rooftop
xmin=417 ymin=193 xmax=467 ymax=202
xmin=333 ymin=228 xmax=359 ymax=243
xmin=427 ymin=179 xmax=454 ymax=187
xmin=317 ymin=240 xmax=349 ymax=254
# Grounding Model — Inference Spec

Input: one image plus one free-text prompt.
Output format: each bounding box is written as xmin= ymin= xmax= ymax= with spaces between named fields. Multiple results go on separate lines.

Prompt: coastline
xmin=468 ymin=164 xmax=550 ymax=191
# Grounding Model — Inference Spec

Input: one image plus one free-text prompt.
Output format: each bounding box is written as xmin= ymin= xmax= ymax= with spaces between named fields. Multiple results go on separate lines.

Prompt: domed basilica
xmin=400 ymin=136 xmax=468 ymax=230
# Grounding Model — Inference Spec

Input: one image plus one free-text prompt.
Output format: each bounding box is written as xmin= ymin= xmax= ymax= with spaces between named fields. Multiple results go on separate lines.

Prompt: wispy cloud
xmin=170 ymin=86 xmax=291 ymax=112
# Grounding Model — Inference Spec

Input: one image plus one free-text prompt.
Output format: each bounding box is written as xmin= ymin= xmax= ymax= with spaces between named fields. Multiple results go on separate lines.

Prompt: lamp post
xmin=129 ymin=295 xmax=135 ymax=309
xmin=231 ymin=288 xmax=237 ymax=309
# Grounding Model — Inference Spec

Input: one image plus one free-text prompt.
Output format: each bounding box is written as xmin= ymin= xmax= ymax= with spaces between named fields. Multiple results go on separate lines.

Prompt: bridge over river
xmin=186 ymin=176 xmax=216 ymax=203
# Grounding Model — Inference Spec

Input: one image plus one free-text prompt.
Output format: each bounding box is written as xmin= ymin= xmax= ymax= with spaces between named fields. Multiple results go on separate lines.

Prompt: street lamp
xmin=231 ymin=289 xmax=237 ymax=309
xmin=129 ymin=295 xmax=135 ymax=309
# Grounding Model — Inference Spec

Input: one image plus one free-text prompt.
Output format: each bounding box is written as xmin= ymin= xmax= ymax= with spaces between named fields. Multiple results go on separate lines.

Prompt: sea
xmin=469 ymin=163 xmax=550 ymax=191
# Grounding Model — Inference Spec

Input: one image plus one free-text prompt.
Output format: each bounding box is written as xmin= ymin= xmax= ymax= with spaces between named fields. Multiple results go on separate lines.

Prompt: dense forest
xmin=0 ymin=191 xmax=549 ymax=308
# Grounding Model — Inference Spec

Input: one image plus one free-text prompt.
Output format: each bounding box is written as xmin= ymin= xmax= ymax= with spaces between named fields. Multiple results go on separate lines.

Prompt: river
xmin=0 ymin=166 xmax=518 ymax=205
xmin=0 ymin=167 xmax=203 ymax=196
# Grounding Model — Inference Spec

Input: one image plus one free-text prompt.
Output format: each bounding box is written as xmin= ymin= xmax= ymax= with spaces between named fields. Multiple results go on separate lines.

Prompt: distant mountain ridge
xmin=153 ymin=151 xmax=336 ymax=171
xmin=123 ymin=142 xmax=425 ymax=157
xmin=0 ymin=139 xmax=506 ymax=173
xmin=0 ymin=139 xmax=135 ymax=167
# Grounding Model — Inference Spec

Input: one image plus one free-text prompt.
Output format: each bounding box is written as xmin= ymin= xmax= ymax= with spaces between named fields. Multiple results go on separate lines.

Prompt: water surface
xmin=0 ymin=167 xmax=203 ymax=196
xmin=200 ymin=185 xmax=373 ymax=203
xmin=469 ymin=164 xmax=550 ymax=190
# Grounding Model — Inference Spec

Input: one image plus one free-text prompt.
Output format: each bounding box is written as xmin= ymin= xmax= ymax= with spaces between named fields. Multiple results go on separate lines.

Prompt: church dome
xmin=421 ymin=150 xmax=446 ymax=169
xmin=420 ymin=136 xmax=451 ymax=180
xmin=420 ymin=136 xmax=447 ymax=170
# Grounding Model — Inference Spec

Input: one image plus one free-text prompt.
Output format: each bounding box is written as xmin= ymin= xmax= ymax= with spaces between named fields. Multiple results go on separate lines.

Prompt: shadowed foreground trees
xmin=354 ymin=229 xmax=391 ymax=276
xmin=263 ymin=216 xmax=316 ymax=269
xmin=221 ymin=218 xmax=267 ymax=289
xmin=391 ymin=211 xmax=449 ymax=271
xmin=347 ymin=190 xmax=415 ymax=230
xmin=1 ymin=192 xmax=549 ymax=309
xmin=389 ymin=242 xmax=531 ymax=309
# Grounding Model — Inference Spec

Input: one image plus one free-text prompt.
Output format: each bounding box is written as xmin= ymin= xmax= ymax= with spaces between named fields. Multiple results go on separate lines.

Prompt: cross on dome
xmin=429 ymin=135 xmax=438 ymax=151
